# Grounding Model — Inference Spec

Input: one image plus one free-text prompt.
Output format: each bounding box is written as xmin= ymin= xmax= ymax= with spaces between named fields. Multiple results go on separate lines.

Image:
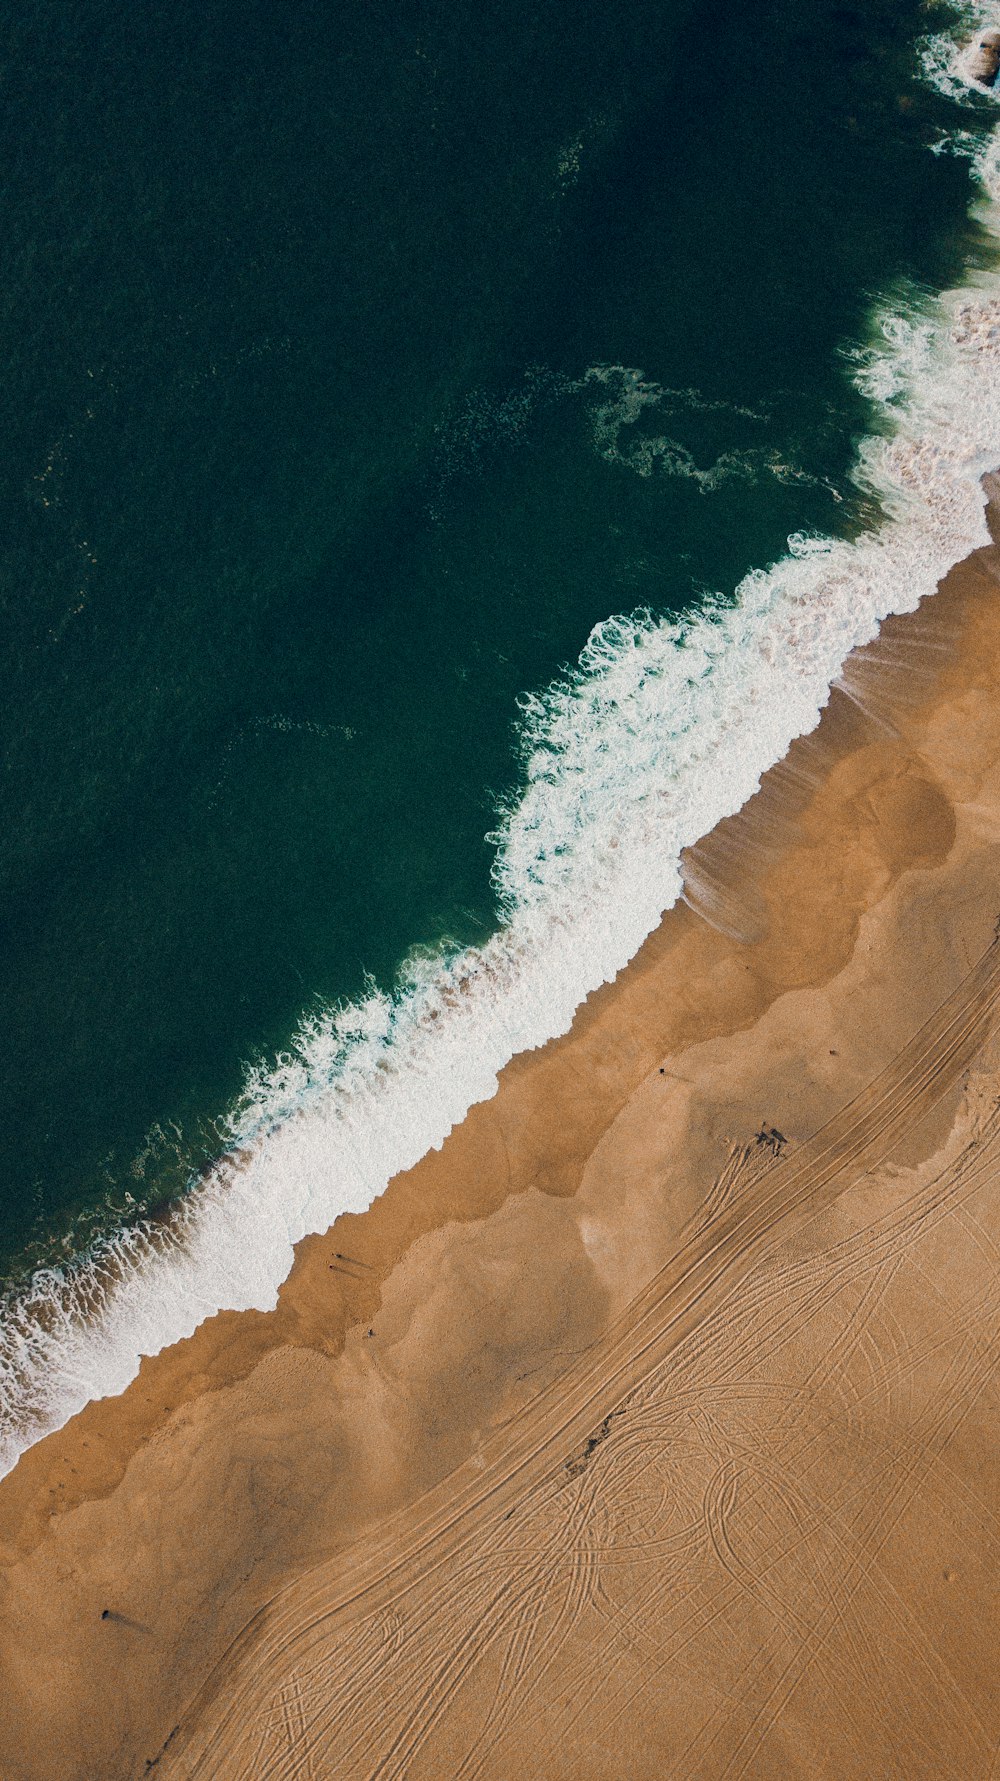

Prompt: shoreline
xmin=3 ymin=498 xmax=1000 ymax=1774
xmin=8 ymin=252 xmax=1000 ymax=1483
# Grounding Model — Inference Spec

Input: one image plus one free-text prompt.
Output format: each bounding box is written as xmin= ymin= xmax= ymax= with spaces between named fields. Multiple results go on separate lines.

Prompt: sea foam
xmin=4 ymin=18 xmax=1000 ymax=1476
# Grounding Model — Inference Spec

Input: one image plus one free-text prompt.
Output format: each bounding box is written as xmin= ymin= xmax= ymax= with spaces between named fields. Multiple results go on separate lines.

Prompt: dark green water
xmin=0 ymin=0 xmax=991 ymax=1278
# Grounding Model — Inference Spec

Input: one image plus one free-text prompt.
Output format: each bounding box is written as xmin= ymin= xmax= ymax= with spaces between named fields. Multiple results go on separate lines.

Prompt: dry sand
xmin=4 ymin=506 xmax=1000 ymax=1778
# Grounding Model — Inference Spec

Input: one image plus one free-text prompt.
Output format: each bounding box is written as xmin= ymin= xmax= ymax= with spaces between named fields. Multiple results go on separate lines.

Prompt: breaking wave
xmin=4 ymin=15 xmax=1000 ymax=1476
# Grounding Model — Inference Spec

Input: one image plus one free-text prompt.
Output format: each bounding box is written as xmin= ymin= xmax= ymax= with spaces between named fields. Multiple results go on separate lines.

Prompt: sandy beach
xmin=3 ymin=499 xmax=1000 ymax=1777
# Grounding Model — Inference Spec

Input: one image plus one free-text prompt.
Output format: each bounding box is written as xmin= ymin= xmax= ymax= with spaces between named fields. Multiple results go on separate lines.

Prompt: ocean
xmin=3 ymin=0 xmax=1000 ymax=1470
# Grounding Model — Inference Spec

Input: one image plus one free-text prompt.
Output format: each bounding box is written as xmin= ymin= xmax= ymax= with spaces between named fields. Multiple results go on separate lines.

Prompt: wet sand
xmin=4 ymin=504 xmax=1000 ymax=1777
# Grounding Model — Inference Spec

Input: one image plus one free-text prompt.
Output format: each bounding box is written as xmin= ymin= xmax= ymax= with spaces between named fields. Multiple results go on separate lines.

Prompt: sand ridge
xmin=3 ymin=526 xmax=1000 ymax=1776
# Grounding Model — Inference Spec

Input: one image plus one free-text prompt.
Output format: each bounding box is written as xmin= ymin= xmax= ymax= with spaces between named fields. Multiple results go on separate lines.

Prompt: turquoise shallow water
xmin=0 ymin=0 xmax=994 ymax=1283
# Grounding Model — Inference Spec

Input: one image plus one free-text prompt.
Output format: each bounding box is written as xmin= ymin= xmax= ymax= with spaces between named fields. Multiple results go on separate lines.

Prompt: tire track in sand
xmin=154 ymin=937 xmax=1000 ymax=1779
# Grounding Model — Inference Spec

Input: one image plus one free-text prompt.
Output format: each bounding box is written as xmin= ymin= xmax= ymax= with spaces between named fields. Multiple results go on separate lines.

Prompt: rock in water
xmin=967 ymin=28 xmax=1000 ymax=88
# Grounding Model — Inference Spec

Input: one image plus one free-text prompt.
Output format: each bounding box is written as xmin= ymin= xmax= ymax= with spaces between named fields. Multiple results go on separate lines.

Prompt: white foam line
xmin=3 ymin=17 xmax=1000 ymax=1476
